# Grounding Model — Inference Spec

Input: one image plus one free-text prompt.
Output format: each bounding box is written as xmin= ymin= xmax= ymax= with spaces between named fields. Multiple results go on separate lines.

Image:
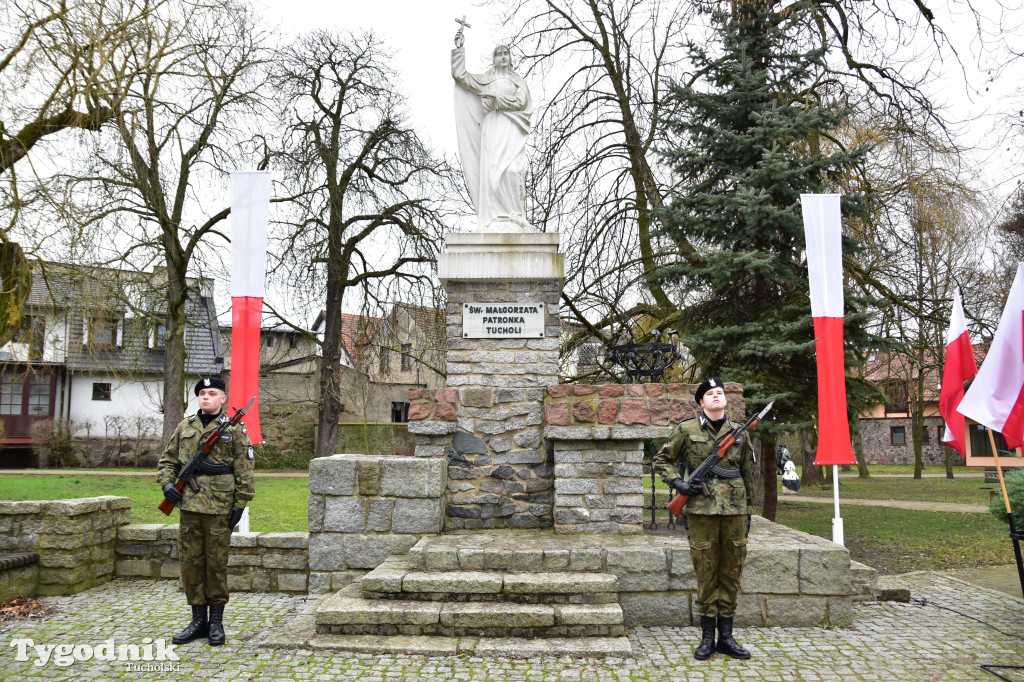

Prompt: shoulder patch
xmin=247 ymin=445 xmax=255 ymax=460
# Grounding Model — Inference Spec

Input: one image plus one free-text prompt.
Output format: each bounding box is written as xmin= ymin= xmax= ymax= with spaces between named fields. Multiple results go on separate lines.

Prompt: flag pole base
xmin=832 ymin=516 xmax=845 ymax=546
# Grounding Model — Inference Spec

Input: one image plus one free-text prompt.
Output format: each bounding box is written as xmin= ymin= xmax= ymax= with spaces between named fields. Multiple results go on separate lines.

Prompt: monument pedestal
xmin=429 ymin=232 xmax=565 ymax=530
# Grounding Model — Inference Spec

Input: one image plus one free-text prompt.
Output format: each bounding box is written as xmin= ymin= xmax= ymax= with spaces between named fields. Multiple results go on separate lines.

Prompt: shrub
xmin=988 ymin=468 xmax=1024 ymax=529
xmin=31 ymin=419 xmax=85 ymax=468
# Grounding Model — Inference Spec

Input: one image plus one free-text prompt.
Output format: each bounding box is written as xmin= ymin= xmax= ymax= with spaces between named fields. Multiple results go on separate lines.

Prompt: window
xmin=401 ymin=343 xmax=412 ymax=371
xmin=87 ymin=316 xmax=120 ymax=348
xmin=92 ymin=382 xmax=112 ymax=401
xmin=391 ymin=401 xmax=409 ymax=423
xmin=890 ymin=426 xmax=906 ymax=445
xmin=969 ymin=423 xmax=1011 ymax=457
xmin=884 ymin=380 xmax=910 ymax=414
xmin=16 ymin=315 xmax=46 ymax=360
xmin=266 ymin=335 xmax=275 ymax=348
xmin=921 ymin=427 xmax=930 ymax=444
xmin=379 ymin=348 xmax=390 ymax=375
xmin=153 ymin=323 xmax=167 ymax=349
xmin=27 ymin=376 xmax=50 ymax=415
xmin=0 ymin=374 xmax=23 ymax=415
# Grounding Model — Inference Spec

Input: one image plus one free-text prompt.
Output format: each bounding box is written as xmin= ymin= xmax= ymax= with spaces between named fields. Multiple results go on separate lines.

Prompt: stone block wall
xmin=307 ymin=454 xmax=447 ymax=590
xmin=552 ymin=439 xmax=645 ymax=534
xmin=410 ymin=387 xmax=554 ymax=531
xmin=430 ymin=279 xmax=561 ymax=531
xmin=444 ymin=281 xmax=562 ymax=389
xmin=115 ymin=525 xmax=311 ymax=593
xmin=543 ymin=382 xmax=746 ymax=427
xmin=859 ymin=416 xmax=958 ymax=465
xmin=0 ymin=497 xmax=131 ymax=596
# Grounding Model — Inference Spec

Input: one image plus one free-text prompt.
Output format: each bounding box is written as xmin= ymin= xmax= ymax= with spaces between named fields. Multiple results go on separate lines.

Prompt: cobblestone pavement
xmin=1 ymin=573 xmax=1021 ymax=681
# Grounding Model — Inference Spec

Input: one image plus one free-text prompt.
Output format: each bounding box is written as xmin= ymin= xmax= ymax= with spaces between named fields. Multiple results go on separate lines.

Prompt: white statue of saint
xmin=451 ymin=21 xmax=533 ymax=232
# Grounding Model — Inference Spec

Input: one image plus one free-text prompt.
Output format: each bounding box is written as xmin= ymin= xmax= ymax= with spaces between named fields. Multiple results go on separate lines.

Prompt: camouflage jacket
xmin=652 ymin=413 xmax=754 ymax=515
xmin=156 ymin=411 xmax=255 ymax=514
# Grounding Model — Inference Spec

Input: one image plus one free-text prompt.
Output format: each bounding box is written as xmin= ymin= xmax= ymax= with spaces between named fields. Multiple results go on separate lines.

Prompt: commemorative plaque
xmin=463 ymin=302 xmax=545 ymax=338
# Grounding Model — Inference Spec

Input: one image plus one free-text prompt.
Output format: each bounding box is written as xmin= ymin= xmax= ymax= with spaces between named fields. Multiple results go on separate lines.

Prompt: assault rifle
xmin=666 ymin=401 xmax=774 ymax=516
xmin=158 ymin=396 xmax=255 ymax=516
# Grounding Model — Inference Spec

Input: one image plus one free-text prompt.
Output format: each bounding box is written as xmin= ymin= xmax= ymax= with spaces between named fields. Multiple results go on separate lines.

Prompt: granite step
xmin=360 ymin=561 xmax=619 ymax=603
xmin=315 ymin=583 xmax=625 ymax=638
xmin=850 ymin=560 xmax=879 ymax=601
xmin=303 ymin=633 xmax=634 ymax=657
xmin=409 ymin=538 xmax=611 ymax=573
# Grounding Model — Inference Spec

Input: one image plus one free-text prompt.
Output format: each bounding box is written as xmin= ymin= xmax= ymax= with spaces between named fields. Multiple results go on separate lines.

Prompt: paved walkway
xmin=782 ymin=494 xmax=990 ymax=514
xmin=1 ymin=574 xmax=1021 ymax=680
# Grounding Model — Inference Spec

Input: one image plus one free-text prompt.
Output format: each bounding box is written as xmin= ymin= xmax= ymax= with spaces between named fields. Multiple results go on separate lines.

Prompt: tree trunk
xmin=945 ymin=446 xmax=954 ymax=479
xmin=799 ymin=427 xmax=826 ymax=486
xmin=760 ymin=433 xmax=777 ymax=521
xmin=316 ymin=273 xmax=344 ymax=461
xmin=316 ymin=209 xmax=347 ymax=461
xmin=850 ymin=414 xmax=870 ymax=479
xmin=161 ymin=272 xmax=188 ymax=442
xmin=912 ymin=369 xmax=925 ymax=479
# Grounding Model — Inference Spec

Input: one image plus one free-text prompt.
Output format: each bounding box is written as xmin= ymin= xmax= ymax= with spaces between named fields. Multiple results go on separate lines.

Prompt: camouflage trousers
xmin=179 ymin=509 xmax=231 ymax=606
xmin=687 ymin=513 xmax=747 ymax=618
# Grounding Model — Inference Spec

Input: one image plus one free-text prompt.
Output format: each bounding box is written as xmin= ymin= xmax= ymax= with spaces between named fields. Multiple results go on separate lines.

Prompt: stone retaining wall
xmin=307 ymin=454 xmax=447 ymax=591
xmin=115 ymin=525 xmax=311 ymax=593
xmin=0 ymin=497 xmax=131 ymax=596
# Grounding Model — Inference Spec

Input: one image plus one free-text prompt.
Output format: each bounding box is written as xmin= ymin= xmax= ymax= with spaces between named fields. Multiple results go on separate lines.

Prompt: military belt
xmin=194 ymin=462 xmax=234 ymax=476
xmin=707 ymin=465 xmax=741 ymax=479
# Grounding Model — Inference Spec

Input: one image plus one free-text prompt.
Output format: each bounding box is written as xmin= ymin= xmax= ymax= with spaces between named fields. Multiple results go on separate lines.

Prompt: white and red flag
xmin=958 ymin=263 xmax=1024 ymax=449
xmin=801 ymin=194 xmax=857 ymax=466
xmin=229 ymin=171 xmax=271 ymax=444
xmin=939 ymin=289 xmax=977 ymax=454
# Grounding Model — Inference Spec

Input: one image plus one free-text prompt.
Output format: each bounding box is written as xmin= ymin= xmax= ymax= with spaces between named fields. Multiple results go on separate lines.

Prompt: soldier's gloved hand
xmin=227 ymin=507 xmax=243 ymax=530
xmin=162 ymin=482 xmax=183 ymax=503
xmin=746 ymin=514 xmax=752 ymax=537
xmin=670 ymin=478 xmax=703 ymax=497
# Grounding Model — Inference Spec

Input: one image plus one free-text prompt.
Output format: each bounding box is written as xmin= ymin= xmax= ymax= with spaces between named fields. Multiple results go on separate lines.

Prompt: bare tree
xmin=51 ymin=0 xmax=268 ymax=440
xmin=497 ymin=0 xmax=1002 ymax=352
xmin=270 ymin=30 xmax=456 ymax=460
xmin=0 ymin=0 xmax=166 ymax=345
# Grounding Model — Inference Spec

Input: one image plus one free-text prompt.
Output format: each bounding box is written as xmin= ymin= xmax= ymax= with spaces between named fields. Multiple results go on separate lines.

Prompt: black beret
xmin=194 ymin=376 xmax=227 ymax=395
xmin=694 ymin=377 xmax=723 ymax=404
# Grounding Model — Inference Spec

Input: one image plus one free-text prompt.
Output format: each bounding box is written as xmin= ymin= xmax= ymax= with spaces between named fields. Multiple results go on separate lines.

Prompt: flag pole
xmin=986 ymin=428 xmax=1024 ymax=596
xmin=832 ymin=463 xmax=844 ymax=545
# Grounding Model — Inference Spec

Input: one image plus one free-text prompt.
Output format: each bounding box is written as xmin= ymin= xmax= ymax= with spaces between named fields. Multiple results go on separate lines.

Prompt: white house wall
xmin=68 ymin=374 xmax=199 ymax=437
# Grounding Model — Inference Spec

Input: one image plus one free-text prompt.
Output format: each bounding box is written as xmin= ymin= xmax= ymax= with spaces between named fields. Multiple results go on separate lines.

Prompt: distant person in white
xmin=451 ymin=23 xmax=532 ymax=232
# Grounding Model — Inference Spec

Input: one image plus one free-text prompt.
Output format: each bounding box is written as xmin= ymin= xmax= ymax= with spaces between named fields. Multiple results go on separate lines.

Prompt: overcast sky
xmin=235 ymin=0 xmax=1024 ymax=323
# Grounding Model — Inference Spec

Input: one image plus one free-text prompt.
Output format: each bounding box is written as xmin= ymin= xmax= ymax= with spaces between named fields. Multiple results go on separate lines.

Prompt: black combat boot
xmin=172 ymin=605 xmax=208 ymax=644
xmin=694 ymin=615 xmax=716 ymax=660
xmin=715 ymin=617 xmax=751 ymax=659
xmin=208 ymin=605 xmax=226 ymax=646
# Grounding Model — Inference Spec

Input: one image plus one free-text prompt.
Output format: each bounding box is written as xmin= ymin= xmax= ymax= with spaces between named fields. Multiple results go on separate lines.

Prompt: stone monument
xmin=302 ymin=20 xmax=857 ymax=654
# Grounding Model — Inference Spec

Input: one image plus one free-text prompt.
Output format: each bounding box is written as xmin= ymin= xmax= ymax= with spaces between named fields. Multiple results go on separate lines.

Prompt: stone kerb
xmin=0 ymin=496 xmax=131 ymax=596
xmin=308 ymin=453 xmax=447 ymax=591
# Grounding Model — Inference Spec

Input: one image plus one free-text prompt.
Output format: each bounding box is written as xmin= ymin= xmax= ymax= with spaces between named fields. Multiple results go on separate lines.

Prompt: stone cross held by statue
xmin=455 ymin=15 xmax=471 ymax=32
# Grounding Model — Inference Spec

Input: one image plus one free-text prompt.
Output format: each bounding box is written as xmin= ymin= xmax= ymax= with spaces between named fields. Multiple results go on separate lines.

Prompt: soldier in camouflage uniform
xmin=653 ymin=377 xmax=754 ymax=661
xmin=157 ymin=376 xmax=255 ymax=647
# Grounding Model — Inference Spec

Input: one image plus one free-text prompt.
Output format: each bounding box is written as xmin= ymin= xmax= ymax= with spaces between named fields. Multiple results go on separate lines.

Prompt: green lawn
xmin=0 ymin=473 xmax=310 ymax=532
xmin=794 ymin=476 xmax=994 ymax=505
xmin=775 ymin=500 xmax=1015 ymax=574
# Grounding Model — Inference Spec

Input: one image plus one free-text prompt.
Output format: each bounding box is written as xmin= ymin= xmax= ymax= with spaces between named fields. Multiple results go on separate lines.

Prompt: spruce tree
xmin=655 ymin=1 xmax=876 ymax=509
